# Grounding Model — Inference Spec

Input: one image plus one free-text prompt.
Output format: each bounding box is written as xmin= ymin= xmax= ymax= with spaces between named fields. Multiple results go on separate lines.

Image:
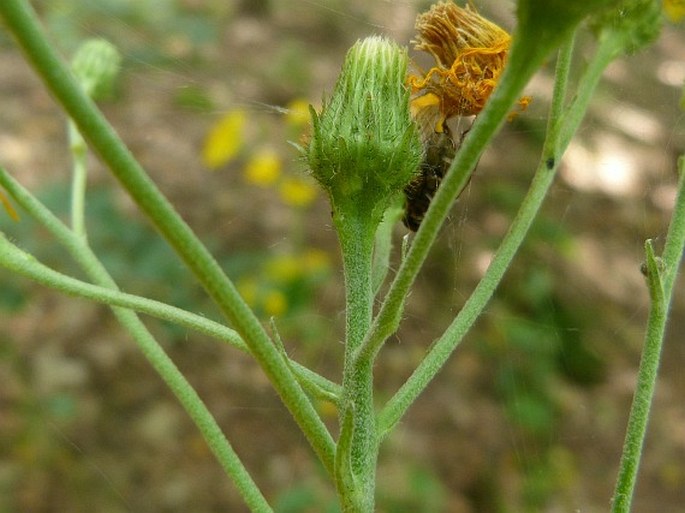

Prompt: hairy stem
xmin=611 ymin=160 xmax=685 ymax=513
xmin=0 ymin=171 xmax=341 ymax=404
xmin=68 ymin=120 xmax=88 ymax=239
xmin=353 ymin=15 xmax=564 ymax=368
xmin=0 ymin=0 xmax=335 ymax=475
xmin=379 ymin=33 xmax=588 ymax=435
xmin=334 ymin=213 xmax=378 ymax=513
xmin=0 ymin=173 xmax=272 ymax=512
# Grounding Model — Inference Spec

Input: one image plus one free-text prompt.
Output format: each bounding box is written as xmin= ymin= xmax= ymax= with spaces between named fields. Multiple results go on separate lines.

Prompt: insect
xmin=402 ymin=125 xmax=458 ymax=231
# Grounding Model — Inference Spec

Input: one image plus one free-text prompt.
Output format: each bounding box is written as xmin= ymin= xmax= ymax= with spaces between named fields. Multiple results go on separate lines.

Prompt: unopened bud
xmin=71 ymin=39 xmax=121 ymax=100
xmin=307 ymin=36 xmax=422 ymax=225
xmin=590 ymin=0 xmax=662 ymax=55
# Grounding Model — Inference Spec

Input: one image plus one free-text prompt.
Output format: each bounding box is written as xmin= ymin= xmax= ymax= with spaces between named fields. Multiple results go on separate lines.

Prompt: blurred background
xmin=0 ymin=1 xmax=684 ymax=511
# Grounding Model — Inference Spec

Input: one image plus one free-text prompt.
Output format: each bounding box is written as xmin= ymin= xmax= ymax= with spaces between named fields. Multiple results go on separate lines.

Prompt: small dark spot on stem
xmin=640 ymin=261 xmax=649 ymax=277
xmin=545 ymin=157 xmax=555 ymax=170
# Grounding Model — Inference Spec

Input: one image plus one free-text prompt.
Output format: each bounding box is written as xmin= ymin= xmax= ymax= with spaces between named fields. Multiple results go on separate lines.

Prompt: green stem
xmin=559 ymin=34 xmax=623 ymax=150
xmin=0 ymin=194 xmax=341 ymax=408
xmin=334 ymin=213 xmax=378 ymax=512
xmin=0 ymin=171 xmax=271 ymax=512
xmin=378 ymin=32 xmax=596 ymax=435
xmin=0 ymin=232 xmax=341 ymax=403
xmin=0 ymin=167 xmax=340 ymax=404
xmin=661 ymin=157 xmax=685 ymax=297
xmin=371 ymin=202 xmax=402 ymax=296
xmin=0 ymin=0 xmax=335 ymax=475
xmin=353 ymin=20 xmax=562 ymax=367
xmin=68 ymin=119 xmax=88 ymax=239
xmin=0 ymin=172 xmax=271 ymax=512
xmin=0 ymin=233 xmax=275 ymax=512
xmin=611 ymin=161 xmax=685 ymax=513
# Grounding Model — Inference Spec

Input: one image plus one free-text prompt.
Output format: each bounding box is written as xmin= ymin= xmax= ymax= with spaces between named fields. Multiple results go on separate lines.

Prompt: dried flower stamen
xmin=408 ymin=1 xmax=511 ymax=127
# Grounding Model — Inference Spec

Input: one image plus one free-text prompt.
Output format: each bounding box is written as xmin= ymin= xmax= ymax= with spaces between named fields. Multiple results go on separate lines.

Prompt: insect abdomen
xmin=403 ymin=128 xmax=456 ymax=231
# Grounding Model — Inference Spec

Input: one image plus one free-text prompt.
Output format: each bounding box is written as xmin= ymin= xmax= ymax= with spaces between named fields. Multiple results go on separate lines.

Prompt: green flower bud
xmin=590 ymin=0 xmax=662 ymax=56
xmin=516 ymin=0 xmax=617 ymax=50
xmin=306 ymin=36 xmax=422 ymax=226
xmin=71 ymin=39 xmax=121 ymax=100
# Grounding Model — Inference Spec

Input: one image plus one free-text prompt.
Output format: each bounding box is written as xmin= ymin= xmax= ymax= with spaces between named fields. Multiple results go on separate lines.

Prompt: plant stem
xmin=0 ymin=173 xmax=272 ymax=513
xmin=611 ymin=162 xmax=685 ymax=513
xmin=378 ymin=152 xmax=562 ymax=435
xmin=0 ymin=174 xmax=342 ymax=405
xmin=0 ymin=0 xmax=335 ymax=475
xmin=353 ymin=18 xmax=563 ymax=368
xmin=68 ymin=120 xmax=88 ymax=239
xmin=379 ymin=33 xmax=588 ymax=435
xmin=2 ymin=235 xmax=271 ymax=507
xmin=661 ymin=157 xmax=685 ymax=297
xmin=0 ymin=230 xmax=342 ymax=403
xmin=334 ymin=213 xmax=378 ymax=512
xmin=372 ymin=202 xmax=402 ymax=296
xmin=559 ymin=36 xmax=623 ymax=151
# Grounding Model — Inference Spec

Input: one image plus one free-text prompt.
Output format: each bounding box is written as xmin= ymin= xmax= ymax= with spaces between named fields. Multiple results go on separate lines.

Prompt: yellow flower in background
xmin=285 ymin=98 xmax=312 ymax=128
xmin=244 ymin=148 xmax=282 ymax=187
xmin=265 ymin=249 xmax=330 ymax=282
xmin=233 ymin=249 xmax=330 ymax=319
xmin=238 ymin=277 xmax=288 ymax=316
xmin=664 ymin=0 xmax=685 ymax=21
xmin=263 ymin=289 xmax=288 ymax=316
xmin=302 ymin=248 xmax=330 ymax=273
xmin=202 ymin=109 xmax=246 ymax=169
xmin=279 ymin=176 xmax=317 ymax=207
xmin=236 ymin=277 xmax=258 ymax=308
xmin=265 ymin=253 xmax=302 ymax=282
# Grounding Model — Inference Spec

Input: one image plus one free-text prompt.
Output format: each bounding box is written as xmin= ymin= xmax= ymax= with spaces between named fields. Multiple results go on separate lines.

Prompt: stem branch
xmin=378 ymin=32 xmax=610 ymax=434
xmin=0 ymin=0 xmax=335 ymax=475
xmin=610 ymin=160 xmax=685 ymax=513
xmin=0 ymin=168 xmax=272 ymax=513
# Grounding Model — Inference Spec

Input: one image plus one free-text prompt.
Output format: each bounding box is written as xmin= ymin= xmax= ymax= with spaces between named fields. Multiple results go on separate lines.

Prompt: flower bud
xmin=71 ymin=39 xmax=121 ymax=100
xmin=306 ymin=36 xmax=422 ymax=225
xmin=515 ymin=0 xmax=617 ymax=56
xmin=590 ymin=0 xmax=662 ymax=55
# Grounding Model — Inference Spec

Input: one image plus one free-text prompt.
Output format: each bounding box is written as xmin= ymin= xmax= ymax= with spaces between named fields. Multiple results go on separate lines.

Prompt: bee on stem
xmin=402 ymin=126 xmax=457 ymax=231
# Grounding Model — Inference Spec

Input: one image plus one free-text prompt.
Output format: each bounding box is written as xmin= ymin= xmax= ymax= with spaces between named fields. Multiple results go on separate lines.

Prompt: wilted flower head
xmin=408 ymin=1 xmax=511 ymax=129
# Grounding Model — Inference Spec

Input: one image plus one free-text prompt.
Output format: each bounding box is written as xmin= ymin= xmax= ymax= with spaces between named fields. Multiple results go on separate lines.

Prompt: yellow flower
xmin=236 ymin=278 xmax=259 ymax=308
xmin=664 ymin=0 xmax=685 ymax=21
xmin=279 ymin=176 xmax=317 ymax=207
xmin=408 ymin=1 xmax=511 ymax=129
xmin=265 ymin=253 xmax=302 ymax=282
xmin=285 ymin=98 xmax=312 ymax=128
xmin=244 ymin=148 xmax=282 ymax=187
xmin=302 ymin=248 xmax=330 ymax=273
xmin=202 ymin=110 xmax=246 ymax=169
xmin=263 ymin=289 xmax=288 ymax=316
